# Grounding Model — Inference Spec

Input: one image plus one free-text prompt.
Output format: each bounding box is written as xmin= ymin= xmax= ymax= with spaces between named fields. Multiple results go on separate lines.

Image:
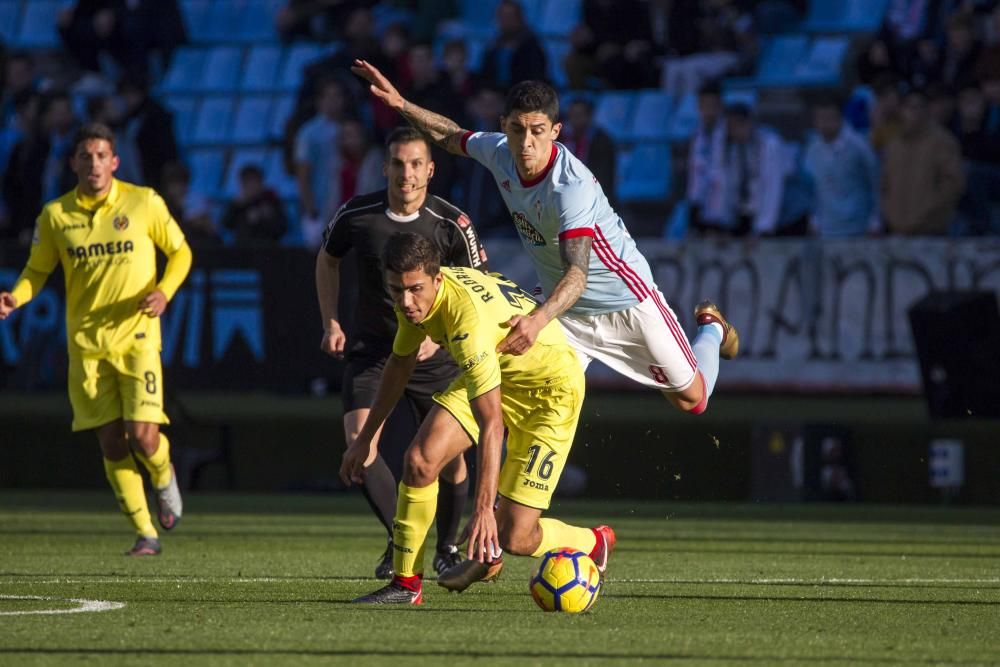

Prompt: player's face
xmin=501 ymin=110 xmax=561 ymax=178
xmin=385 ymin=267 xmax=443 ymax=324
xmin=384 ymin=140 xmax=434 ymax=211
xmin=71 ymin=138 xmax=119 ymax=197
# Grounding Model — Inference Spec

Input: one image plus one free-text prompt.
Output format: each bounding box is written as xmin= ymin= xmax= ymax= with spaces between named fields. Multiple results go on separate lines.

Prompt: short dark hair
xmin=504 ymin=80 xmax=559 ymax=123
xmin=72 ymin=122 xmax=116 ymax=154
xmin=385 ymin=126 xmax=432 ymax=156
xmin=811 ymin=93 xmax=844 ymax=113
xmin=698 ymin=80 xmax=723 ymax=98
xmin=238 ymin=163 xmax=264 ymax=181
xmin=383 ymin=232 xmax=441 ymax=277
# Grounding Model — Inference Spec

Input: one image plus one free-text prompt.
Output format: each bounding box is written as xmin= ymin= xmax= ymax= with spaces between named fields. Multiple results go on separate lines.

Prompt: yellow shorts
xmin=434 ymin=375 xmax=584 ymax=510
xmin=67 ymin=349 xmax=170 ymax=432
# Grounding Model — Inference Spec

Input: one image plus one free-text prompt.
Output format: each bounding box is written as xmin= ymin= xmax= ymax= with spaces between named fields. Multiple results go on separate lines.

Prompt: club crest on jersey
xmin=512 ymin=212 xmax=546 ymax=246
xmin=112 ymin=215 xmax=129 ymax=231
xmin=501 ymin=179 xmax=511 ymax=192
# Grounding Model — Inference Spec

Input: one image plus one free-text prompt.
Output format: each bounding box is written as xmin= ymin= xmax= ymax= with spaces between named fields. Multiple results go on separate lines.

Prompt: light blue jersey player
xmin=353 ymin=60 xmax=738 ymax=419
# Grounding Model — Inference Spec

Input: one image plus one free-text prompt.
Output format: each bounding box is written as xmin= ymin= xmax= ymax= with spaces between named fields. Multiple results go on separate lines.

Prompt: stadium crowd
xmin=0 ymin=0 xmax=998 ymax=248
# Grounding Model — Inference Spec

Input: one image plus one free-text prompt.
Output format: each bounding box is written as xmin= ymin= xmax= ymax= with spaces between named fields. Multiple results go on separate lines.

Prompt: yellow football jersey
xmin=392 ymin=267 xmax=581 ymax=399
xmin=14 ymin=179 xmax=186 ymax=358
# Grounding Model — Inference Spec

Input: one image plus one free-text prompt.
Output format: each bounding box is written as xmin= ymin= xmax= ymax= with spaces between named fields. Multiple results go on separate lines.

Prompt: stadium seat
xmin=755 ymin=35 xmax=810 ymax=85
xmin=180 ymin=0 xmax=211 ymax=43
xmin=187 ymin=148 xmax=226 ymax=196
xmin=269 ymin=94 xmax=295 ymax=140
xmin=15 ymin=0 xmax=63 ymax=49
xmin=224 ymin=147 xmax=270 ymax=197
xmin=164 ymin=96 xmax=199 ymax=146
xmin=192 ymin=97 xmax=236 ymax=145
xmin=666 ymin=92 xmax=699 ymax=142
xmin=616 ymin=144 xmax=671 ymax=203
xmin=241 ymin=45 xmax=282 ymax=92
xmin=594 ymin=92 xmax=636 ymax=142
xmin=793 ymin=36 xmax=849 ymax=86
xmin=459 ymin=0 xmax=501 ymax=26
xmin=237 ymin=0 xmax=281 ymax=43
xmin=629 ymin=90 xmax=672 ymax=142
xmin=518 ymin=0 xmax=545 ymax=26
xmin=160 ymin=47 xmax=207 ymax=94
xmin=231 ymin=96 xmax=272 ymax=145
xmin=198 ymin=46 xmax=243 ymax=93
xmin=0 ymin=1 xmax=21 ymax=45
xmin=538 ymin=0 xmax=581 ymax=37
xmin=803 ymin=0 xmax=890 ymax=33
xmin=278 ymin=44 xmax=323 ymax=93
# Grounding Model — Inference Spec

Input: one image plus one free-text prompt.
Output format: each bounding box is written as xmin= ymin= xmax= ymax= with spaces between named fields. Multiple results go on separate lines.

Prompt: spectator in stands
xmin=869 ymin=75 xmax=904 ymax=155
xmin=565 ymin=0 xmax=659 ymax=89
xmin=58 ymin=0 xmax=186 ymax=81
xmin=939 ymin=13 xmax=981 ymax=90
xmin=660 ymin=0 xmax=755 ymax=96
xmin=452 ymin=87 xmax=510 ymax=236
xmin=953 ymin=83 xmax=1000 ymax=235
xmin=857 ymin=38 xmax=899 ymax=85
xmin=1 ymin=53 xmax=37 ymax=130
xmin=294 ymin=78 xmax=347 ymax=248
xmin=161 ymin=160 xmax=220 ymax=246
xmin=388 ymin=0 xmax=458 ymax=43
xmin=803 ymin=96 xmax=881 ymax=238
xmin=701 ymin=102 xmax=789 ymax=237
xmin=687 ymin=81 xmax=725 ymax=234
xmin=926 ymin=81 xmax=957 ymax=127
xmin=275 ymin=0 xmax=374 ymax=42
xmin=115 ymin=76 xmax=179 ymax=189
xmin=882 ymin=88 xmax=965 ymax=235
xmin=0 ymin=91 xmax=39 ymax=241
xmin=479 ymin=0 xmax=548 ymax=90
xmin=330 ymin=119 xmax=384 ymax=214
xmin=562 ymin=98 xmax=617 ymax=210
xmin=222 ymin=164 xmax=288 ymax=244
xmin=2 ymin=92 xmax=78 ymax=243
xmin=441 ymin=40 xmax=479 ymax=113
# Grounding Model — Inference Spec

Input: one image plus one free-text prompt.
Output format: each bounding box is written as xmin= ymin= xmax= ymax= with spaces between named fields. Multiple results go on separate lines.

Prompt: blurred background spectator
xmin=561 ymin=97 xmax=617 ymax=209
xmin=221 ymin=164 xmax=289 ymax=244
xmin=479 ymin=0 xmax=547 ymax=90
xmin=161 ymin=160 xmax=221 ymax=246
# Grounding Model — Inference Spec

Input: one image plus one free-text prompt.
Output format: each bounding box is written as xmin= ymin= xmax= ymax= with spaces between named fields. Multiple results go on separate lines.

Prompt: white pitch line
xmin=0 ymin=594 xmax=125 ymax=616
xmin=1 ymin=576 xmax=998 ymax=586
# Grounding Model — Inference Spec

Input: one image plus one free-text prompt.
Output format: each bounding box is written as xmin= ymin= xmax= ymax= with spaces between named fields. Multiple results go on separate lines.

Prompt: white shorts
xmin=558 ymin=292 xmax=699 ymax=392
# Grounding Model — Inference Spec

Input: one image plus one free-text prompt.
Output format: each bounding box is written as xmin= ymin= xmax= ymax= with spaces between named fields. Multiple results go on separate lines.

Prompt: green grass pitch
xmin=1 ymin=492 xmax=998 ymax=666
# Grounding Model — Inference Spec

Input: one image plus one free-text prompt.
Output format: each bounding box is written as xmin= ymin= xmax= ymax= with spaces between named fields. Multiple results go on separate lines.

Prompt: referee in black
xmin=316 ymin=126 xmax=489 ymax=579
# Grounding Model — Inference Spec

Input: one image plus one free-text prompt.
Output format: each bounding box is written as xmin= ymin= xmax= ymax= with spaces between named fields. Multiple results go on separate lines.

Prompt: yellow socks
xmin=392 ymin=481 xmax=438 ymax=577
xmin=134 ymin=433 xmax=173 ymax=489
xmin=103 ymin=455 xmax=157 ymax=538
xmin=531 ymin=518 xmax=597 ymax=558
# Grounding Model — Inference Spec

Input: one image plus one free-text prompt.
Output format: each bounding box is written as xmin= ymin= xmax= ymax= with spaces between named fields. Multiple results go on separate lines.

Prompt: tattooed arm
xmin=495 ymin=236 xmax=591 ymax=355
xmin=351 ymin=59 xmax=468 ymax=155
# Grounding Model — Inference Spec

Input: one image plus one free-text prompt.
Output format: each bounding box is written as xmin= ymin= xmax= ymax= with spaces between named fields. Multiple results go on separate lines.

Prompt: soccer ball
xmin=529 ymin=548 xmax=601 ymax=613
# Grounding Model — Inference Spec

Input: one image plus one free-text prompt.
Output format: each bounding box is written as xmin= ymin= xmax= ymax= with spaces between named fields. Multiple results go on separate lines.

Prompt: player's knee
xmin=402 ymin=446 xmax=438 ymax=487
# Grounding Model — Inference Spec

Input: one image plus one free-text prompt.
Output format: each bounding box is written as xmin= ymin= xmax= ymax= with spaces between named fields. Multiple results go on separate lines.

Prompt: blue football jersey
xmin=461 ymin=131 xmax=658 ymax=315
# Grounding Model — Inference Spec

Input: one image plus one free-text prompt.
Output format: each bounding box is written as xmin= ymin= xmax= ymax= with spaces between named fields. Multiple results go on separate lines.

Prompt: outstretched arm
xmin=496 ymin=236 xmax=591 ymax=355
xmin=351 ymin=59 xmax=469 ymax=155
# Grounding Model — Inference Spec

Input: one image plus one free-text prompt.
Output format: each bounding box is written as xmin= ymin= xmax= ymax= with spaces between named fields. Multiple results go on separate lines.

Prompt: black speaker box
xmin=907 ymin=291 xmax=1000 ymax=418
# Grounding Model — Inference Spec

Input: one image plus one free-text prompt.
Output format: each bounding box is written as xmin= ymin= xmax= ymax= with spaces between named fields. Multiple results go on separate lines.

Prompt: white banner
xmin=485 ymin=238 xmax=1000 ymax=392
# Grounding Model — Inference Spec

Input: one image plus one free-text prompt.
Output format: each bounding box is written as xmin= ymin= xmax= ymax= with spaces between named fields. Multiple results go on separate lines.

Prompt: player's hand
xmin=138 ymin=289 xmax=168 ymax=317
xmin=0 ymin=292 xmax=18 ymax=320
xmin=339 ymin=441 xmax=378 ymax=486
xmin=350 ymin=59 xmax=405 ymax=111
xmin=415 ymin=336 xmax=440 ymax=362
xmin=461 ymin=508 xmax=501 ymax=563
xmin=496 ymin=312 xmax=545 ymax=355
xmin=320 ymin=323 xmax=346 ymax=359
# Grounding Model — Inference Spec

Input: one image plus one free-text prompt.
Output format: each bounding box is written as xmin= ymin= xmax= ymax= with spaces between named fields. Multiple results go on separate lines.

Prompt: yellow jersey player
xmin=342 ymin=231 xmax=614 ymax=605
xmin=0 ymin=123 xmax=192 ymax=556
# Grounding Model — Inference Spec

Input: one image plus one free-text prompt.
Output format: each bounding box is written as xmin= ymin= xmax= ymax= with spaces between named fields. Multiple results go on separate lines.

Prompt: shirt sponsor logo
xmin=113 ymin=215 xmax=129 ymax=231
xmin=464 ymin=225 xmax=483 ymax=268
xmin=462 ymin=350 xmax=487 ymax=371
xmin=457 ymin=213 xmax=471 ymax=229
xmin=512 ymin=212 xmax=546 ymax=246
xmin=63 ymin=223 xmax=88 ymax=231
xmin=66 ymin=240 xmax=135 ymax=260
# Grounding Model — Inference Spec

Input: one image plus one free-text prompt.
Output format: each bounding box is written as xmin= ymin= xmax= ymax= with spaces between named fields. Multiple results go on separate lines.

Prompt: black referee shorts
xmin=342 ymin=347 xmax=458 ymax=419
